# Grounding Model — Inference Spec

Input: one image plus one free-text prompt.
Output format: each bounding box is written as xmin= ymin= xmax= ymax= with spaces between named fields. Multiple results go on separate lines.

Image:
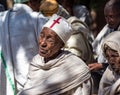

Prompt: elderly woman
xmin=17 ymin=14 xmax=92 ymax=95
xmin=98 ymin=31 xmax=120 ymax=95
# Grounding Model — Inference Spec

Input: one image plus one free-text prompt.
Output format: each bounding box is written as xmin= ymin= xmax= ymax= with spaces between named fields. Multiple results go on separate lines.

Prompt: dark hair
xmin=105 ymin=0 xmax=120 ymax=16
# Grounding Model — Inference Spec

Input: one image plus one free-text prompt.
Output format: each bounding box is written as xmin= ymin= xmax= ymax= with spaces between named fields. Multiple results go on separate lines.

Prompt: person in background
xmin=89 ymin=0 xmax=120 ymax=94
xmin=0 ymin=4 xmax=5 ymax=11
xmin=65 ymin=16 xmax=94 ymax=64
xmin=98 ymin=31 xmax=120 ymax=95
xmin=0 ymin=0 xmax=47 ymax=95
xmin=18 ymin=14 xmax=92 ymax=95
xmin=73 ymin=4 xmax=92 ymax=28
xmin=39 ymin=0 xmax=70 ymax=19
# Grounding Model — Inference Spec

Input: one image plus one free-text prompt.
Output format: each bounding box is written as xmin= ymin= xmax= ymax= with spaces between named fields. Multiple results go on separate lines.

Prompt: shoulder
xmin=62 ymin=50 xmax=88 ymax=67
xmin=101 ymin=66 xmax=115 ymax=82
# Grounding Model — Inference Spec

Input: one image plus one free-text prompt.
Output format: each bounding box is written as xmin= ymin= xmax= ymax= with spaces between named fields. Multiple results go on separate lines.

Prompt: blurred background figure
xmin=0 ymin=0 xmax=47 ymax=95
xmin=73 ymin=5 xmax=92 ymax=29
xmin=40 ymin=0 xmax=70 ymax=18
xmin=0 ymin=4 xmax=5 ymax=11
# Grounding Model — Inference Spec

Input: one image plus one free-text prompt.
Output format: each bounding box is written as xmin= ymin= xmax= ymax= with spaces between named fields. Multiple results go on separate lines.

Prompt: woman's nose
xmin=109 ymin=58 xmax=115 ymax=65
xmin=40 ymin=39 xmax=47 ymax=47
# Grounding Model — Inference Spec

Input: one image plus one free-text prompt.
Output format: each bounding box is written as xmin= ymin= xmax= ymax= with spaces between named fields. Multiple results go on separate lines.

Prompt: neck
xmin=44 ymin=50 xmax=62 ymax=63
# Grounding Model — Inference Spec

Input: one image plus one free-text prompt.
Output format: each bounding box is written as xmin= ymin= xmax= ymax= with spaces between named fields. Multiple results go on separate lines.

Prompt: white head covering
xmin=43 ymin=14 xmax=73 ymax=43
xmin=14 ymin=0 xmax=29 ymax=3
xmin=102 ymin=31 xmax=120 ymax=56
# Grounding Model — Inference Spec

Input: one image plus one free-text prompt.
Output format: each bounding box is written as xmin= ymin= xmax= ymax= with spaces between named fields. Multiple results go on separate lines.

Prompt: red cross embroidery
xmin=50 ymin=17 xmax=61 ymax=28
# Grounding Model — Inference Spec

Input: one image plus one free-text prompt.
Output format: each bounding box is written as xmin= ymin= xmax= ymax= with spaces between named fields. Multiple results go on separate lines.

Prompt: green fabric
xmin=14 ymin=0 xmax=29 ymax=3
xmin=0 ymin=51 xmax=16 ymax=95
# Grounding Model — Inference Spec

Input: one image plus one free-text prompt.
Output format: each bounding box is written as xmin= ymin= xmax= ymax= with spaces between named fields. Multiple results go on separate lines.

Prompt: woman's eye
xmin=47 ymin=38 xmax=55 ymax=42
xmin=40 ymin=34 xmax=44 ymax=38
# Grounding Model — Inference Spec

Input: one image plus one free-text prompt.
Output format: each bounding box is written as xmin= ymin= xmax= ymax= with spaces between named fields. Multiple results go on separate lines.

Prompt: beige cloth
xmin=65 ymin=16 xmax=94 ymax=64
xmin=18 ymin=50 xmax=92 ymax=95
xmin=98 ymin=66 xmax=120 ymax=95
xmin=40 ymin=0 xmax=59 ymax=16
xmin=102 ymin=31 xmax=120 ymax=56
xmin=98 ymin=31 xmax=120 ymax=95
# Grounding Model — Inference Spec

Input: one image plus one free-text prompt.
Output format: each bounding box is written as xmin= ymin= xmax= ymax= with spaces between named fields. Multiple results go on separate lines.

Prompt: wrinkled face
xmin=104 ymin=46 xmax=120 ymax=74
xmin=104 ymin=6 xmax=120 ymax=29
xmin=38 ymin=27 xmax=64 ymax=59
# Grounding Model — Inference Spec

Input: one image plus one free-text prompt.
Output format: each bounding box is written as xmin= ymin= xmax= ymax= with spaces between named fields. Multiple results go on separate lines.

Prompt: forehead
xmin=104 ymin=4 xmax=118 ymax=14
xmin=41 ymin=27 xmax=57 ymax=36
xmin=40 ymin=27 xmax=63 ymax=41
xmin=104 ymin=45 xmax=118 ymax=54
xmin=104 ymin=5 xmax=113 ymax=12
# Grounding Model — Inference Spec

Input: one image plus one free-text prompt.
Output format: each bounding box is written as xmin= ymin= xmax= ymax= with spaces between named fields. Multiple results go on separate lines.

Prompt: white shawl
xmin=98 ymin=66 xmax=120 ymax=95
xmin=98 ymin=31 xmax=120 ymax=95
xmin=18 ymin=51 xmax=91 ymax=95
xmin=92 ymin=24 xmax=120 ymax=63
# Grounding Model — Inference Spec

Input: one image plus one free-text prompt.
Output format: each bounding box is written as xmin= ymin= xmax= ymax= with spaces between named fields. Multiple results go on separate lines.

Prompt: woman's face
xmin=105 ymin=46 xmax=120 ymax=74
xmin=38 ymin=27 xmax=64 ymax=59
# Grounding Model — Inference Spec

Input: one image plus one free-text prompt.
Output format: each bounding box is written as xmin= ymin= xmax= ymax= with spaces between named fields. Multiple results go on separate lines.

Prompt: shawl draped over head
xmin=18 ymin=51 xmax=91 ymax=95
xmin=102 ymin=31 xmax=120 ymax=56
xmin=98 ymin=31 xmax=120 ymax=95
xmin=92 ymin=24 xmax=120 ymax=63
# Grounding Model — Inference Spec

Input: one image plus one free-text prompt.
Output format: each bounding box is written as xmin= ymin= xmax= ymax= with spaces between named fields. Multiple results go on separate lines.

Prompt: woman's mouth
xmin=39 ymin=48 xmax=47 ymax=54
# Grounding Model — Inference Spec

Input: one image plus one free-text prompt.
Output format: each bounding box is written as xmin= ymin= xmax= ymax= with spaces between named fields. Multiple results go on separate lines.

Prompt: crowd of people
xmin=0 ymin=0 xmax=120 ymax=95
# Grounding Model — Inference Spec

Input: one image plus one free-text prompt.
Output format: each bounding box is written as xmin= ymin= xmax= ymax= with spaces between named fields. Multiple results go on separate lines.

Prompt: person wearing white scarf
xmin=89 ymin=1 xmax=120 ymax=93
xmin=98 ymin=31 xmax=120 ymax=95
xmin=18 ymin=14 xmax=92 ymax=95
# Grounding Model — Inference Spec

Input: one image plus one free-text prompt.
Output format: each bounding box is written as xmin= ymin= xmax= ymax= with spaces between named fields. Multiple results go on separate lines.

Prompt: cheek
xmin=113 ymin=19 xmax=120 ymax=25
xmin=114 ymin=58 xmax=120 ymax=66
xmin=117 ymin=58 xmax=120 ymax=65
xmin=51 ymin=44 xmax=61 ymax=52
xmin=47 ymin=44 xmax=59 ymax=53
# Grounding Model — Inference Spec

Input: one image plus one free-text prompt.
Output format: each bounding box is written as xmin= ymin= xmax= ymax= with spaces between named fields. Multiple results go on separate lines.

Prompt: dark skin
xmin=104 ymin=46 xmax=120 ymax=74
xmin=38 ymin=27 xmax=64 ymax=62
xmin=104 ymin=5 xmax=120 ymax=29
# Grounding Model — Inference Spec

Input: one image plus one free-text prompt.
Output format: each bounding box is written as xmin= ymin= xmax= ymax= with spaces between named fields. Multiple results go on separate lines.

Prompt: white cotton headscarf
xmin=43 ymin=14 xmax=73 ymax=43
xmin=102 ymin=31 xmax=120 ymax=57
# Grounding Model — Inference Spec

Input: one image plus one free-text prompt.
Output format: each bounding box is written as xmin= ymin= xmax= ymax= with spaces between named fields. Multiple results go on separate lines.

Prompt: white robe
xmin=0 ymin=4 xmax=47 ymax=95
xmin=98 ymin=66 xmax=120 ymax=95
xmin=98 ymin=31 xmax=120 ymax=95
xmin=18 ymin=51 xmax=92 ymax=95
xmin=65 ymin=16 xmax=94 ymax=64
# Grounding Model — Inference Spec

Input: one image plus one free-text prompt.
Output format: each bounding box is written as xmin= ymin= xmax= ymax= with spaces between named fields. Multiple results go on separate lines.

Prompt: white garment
xmin=98 ymin=31 xmax=120 ymax=95
xmin=0 ymin=3 xmax=47 ymax=95
xmin=18 ymin=51 xmax=92 ymax=95
xmin=92 ymin=24 xmax=120 ymax=63
xmin=98 ymin=66 xmax=120 ymax=95
xmin=65 ymin=16 xmax=94 ymax=64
